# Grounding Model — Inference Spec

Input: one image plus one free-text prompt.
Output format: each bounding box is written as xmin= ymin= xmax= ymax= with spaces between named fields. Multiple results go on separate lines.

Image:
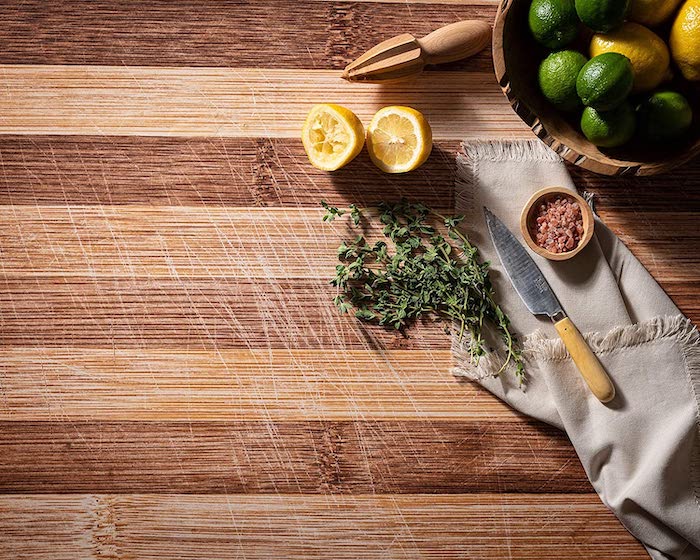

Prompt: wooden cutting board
xmin=0 ymin=1 xmax=698 ymax=558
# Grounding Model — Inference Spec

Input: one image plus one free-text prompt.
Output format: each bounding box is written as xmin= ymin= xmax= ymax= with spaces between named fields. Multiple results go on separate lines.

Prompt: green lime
xmin=538 ymin=50 xmax=588 ymax=110
xmin=636 ymin=91 xmax=693 ymax=142
xmin=576 ymin=53 xmax=633 ymax=110
xmin=529 ymin=0 xmax=579 ymax=48
xmin=581 ymin=102 xmax=636 ymax=147
xmin=575 ymin=0 xmax=629 ymax=32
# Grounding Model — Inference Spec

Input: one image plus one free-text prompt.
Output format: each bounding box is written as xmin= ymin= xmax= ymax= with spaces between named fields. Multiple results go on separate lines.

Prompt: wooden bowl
xmin=520 ymin=187 xmax=594 ymax=261
xmin=492 ymin=0 xmax=700 ymax=176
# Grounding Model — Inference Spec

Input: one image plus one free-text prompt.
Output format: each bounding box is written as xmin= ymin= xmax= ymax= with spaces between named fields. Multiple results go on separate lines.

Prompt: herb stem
xmin=323 ymin=200 xmax=525 ymax=384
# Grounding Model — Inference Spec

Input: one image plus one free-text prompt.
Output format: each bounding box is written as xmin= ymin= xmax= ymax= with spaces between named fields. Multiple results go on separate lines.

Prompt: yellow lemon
xmin=301 ymin=104 xmax=364 ymax=171
xmin=590 ymin=23 xmax=670 ymax=92
xmin=628 ymin=0 xmax=682 ymax=26
xmin=670 ymin=0 xmax=700 ymax=81
xmin=366 ymin=106 xmax=432 ymax=173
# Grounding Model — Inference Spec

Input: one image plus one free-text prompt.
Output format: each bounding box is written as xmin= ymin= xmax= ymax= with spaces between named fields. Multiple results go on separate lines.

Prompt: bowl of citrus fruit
xmin=493 ymin=0 xmax=699 ymax=175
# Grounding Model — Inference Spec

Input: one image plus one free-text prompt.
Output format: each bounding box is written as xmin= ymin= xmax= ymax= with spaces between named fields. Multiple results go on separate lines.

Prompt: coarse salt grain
xmin=530 ymin=195 xmax=584 ymax=254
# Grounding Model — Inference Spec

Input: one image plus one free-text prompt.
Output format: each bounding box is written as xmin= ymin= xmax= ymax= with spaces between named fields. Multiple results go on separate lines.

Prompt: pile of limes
xmin=530 ymin=0 xmax=698 ymax=148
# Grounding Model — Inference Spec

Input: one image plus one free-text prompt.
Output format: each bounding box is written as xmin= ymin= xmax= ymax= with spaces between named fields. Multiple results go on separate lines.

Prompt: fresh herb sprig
xmin=322 ymin=199 xmax=525 ymax=384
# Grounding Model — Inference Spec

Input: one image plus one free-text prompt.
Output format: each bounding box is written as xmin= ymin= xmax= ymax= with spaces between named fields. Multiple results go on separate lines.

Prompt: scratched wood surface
xmin=0 ymin=1 xmax=698 ymax=559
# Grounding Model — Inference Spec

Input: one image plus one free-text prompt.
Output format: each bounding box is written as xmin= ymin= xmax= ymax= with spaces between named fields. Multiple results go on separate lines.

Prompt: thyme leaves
xmin=322 ymin=199 xmax=525 ymax=384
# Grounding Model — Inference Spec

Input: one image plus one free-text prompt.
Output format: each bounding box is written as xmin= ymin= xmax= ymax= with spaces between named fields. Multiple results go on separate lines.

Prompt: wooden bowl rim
xmin=520 ymin=187 xmax=595 ymax=261
xmin=492 ymin=0 xmax=700 ymax=176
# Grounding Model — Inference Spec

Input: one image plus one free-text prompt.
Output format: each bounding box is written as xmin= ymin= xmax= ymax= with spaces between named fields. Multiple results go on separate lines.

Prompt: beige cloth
xmin=452 ymin=140 xmax=700 ymax=559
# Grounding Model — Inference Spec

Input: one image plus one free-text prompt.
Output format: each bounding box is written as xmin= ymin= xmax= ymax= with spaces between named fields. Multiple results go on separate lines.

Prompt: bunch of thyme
xmin=322 ymin=199 xmax=525 ymax=384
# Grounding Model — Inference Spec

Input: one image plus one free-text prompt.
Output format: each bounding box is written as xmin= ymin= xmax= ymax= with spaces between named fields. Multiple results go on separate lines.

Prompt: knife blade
xmin=483 ymin=207 xmax=564 ymax=319
xmin=484 ymin=207 xmax=615 ymax=403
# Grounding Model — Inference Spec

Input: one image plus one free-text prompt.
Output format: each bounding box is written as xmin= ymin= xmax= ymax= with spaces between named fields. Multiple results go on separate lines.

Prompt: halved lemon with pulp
xmin=301 ymin=104 xmax=364 ymax=171
xmin=366 ymin=106 xmax=432 ymax=173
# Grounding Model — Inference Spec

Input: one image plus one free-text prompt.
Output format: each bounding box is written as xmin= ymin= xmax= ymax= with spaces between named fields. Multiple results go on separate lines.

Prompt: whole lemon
xmin=670 ymin=0 xmax=700 ymax=81
xmin=628 ymin=0 xmax=682 ymax=26
xmin=590 ymin=23 xmax=670 ymax=92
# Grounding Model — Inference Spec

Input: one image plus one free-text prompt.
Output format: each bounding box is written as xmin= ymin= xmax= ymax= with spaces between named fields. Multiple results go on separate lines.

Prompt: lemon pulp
xmin=366 ymin=106 xmax=432 ymax=173
xmin=301 ymin=104 xmax=364 ymax=171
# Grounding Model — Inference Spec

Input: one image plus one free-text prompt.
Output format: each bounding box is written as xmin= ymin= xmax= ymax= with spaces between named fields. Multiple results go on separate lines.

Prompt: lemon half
xmin=301 ymin=104 xmax=364 ymax=171
xmin=366 ymin=106 xmax=432 ymax=174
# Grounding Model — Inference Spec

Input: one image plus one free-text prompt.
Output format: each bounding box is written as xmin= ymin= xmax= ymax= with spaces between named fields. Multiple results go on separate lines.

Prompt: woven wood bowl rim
xmin=492 ymin=0 xmax=700 ymax=176
xmin=520 ymin=187 xmax=595 ymax=261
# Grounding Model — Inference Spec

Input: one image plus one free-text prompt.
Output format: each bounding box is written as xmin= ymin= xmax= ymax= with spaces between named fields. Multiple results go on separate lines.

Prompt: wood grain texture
xmin=0 ymin=0 xmax=697 ymax=557
xmin=0 ymin=135 xmax=695 ymax=322
xmin=569 ymin=162 xmax=700 ymax=211
xmin=0 ymin=66 xmax=527 ymax=139
xmin=0 ymin=420 xmax=589 ymax=493
xmin=0 ymin=206 xmax=458 ymax=280
xmin=0 ymin=494 xmax=648 ymax=559
xmin=0 ymin=0 xmax=497 ymax=71
xmin=0 ymin=348 xmax=522 ymax=421
xmin=2 ymin=134 xmax=694 ymax=208
xmin=1 ymin=135 xmax=698 ymax=208
xmin=0 ymin=204 xmax=696 ymax=329
xmin=0 ymin=276 xmax=449 ymax=350
xmin=0 ymin=206 xmax=695 ymax=281
xmin=3 ymin=277 xmax=696 ymax=352
xmin=0 ymin=136 xmax=458 ymax=208
xmin=0 ymin=206 xmax=362 ymax=279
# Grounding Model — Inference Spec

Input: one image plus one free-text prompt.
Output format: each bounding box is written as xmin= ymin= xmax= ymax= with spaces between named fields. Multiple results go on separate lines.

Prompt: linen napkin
xmin=452 ymin=140 xmax=700 ymax=560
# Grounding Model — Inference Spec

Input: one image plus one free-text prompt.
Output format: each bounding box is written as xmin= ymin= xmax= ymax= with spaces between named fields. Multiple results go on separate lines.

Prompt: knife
xmin=484 ymin=207 xmax=615 ymax=403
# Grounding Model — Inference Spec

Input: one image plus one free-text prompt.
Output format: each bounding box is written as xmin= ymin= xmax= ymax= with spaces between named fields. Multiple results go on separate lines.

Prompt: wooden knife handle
xmin=554 ymin=317 xmax=616 ymax=403
xmin=417 ymin=20 xmax=491 ymax=65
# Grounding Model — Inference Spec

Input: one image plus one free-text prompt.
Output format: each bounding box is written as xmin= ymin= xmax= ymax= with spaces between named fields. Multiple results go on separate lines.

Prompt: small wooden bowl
xmin=493 ymin=0 xmax=700 ymax=176
xmin=521 ymin=187 xmax=594 ymax=261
